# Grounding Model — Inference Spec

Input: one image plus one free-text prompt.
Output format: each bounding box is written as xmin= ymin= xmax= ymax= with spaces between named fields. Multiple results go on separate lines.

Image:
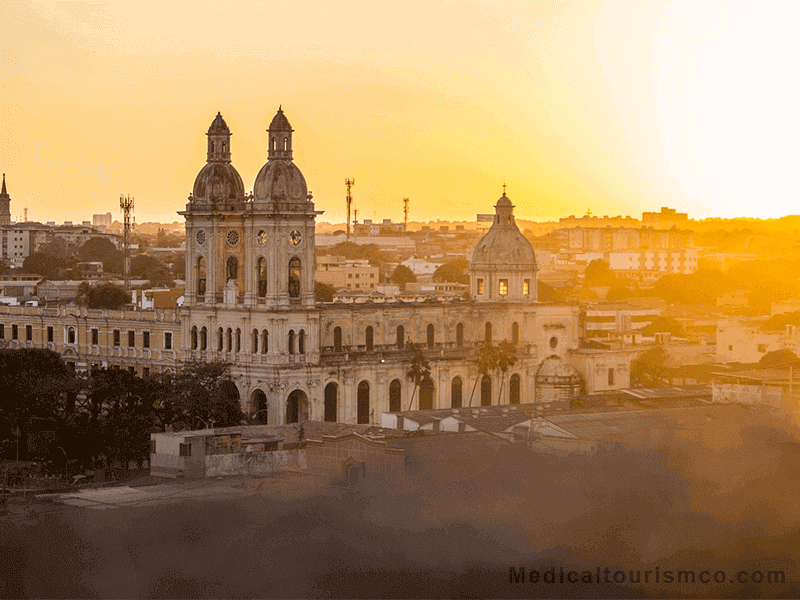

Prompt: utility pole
xmin=345 ymin=179 xmax=355 ymax=242
xmin=403 ymin=197 xmax=409 ymax=231
xmin=120 ymin=194 xmax=134 ymax=292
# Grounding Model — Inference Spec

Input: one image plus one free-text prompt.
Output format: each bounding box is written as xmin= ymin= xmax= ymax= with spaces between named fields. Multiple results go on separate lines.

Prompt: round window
xmin=195 ymin=230 xmax=206 ymax=246
xmin=289 ymin=229 xmax=302 ymax=246
xmin=227 ymin=230 xmax=240 ymax=246
xmin=549 ymin=336 xmax=558 ymax=349
xmin=257 ymin=230 xmax=267 ymax=246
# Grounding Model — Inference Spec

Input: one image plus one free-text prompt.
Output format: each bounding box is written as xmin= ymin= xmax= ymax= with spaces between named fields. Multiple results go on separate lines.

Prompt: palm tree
xmin=467 ymin=341 xmax=498 ymax=407
xmin=495 ymin=339 xmax=518 ymax=404
xmin=405 ymin=341 xmax=431 ymax=411
xmin=74 ymin=280 xmax=92 ymax=304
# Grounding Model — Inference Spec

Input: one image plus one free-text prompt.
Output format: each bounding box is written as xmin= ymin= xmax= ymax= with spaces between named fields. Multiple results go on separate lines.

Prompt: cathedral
xmin=0 ymin=108 xmax=631 ymax=426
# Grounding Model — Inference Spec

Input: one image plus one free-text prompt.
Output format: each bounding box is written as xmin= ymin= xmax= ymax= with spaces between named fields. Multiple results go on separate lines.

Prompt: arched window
xmin=252 ymin=329 xmax=259 ymax=354
xmin=333 ymin=326 xmax=342 ymax=352
xmin=481 ymin=374 xmax=492 ymax=406
xmin=288 ymin=330 xmax=295 ymax=354
xmin=426 ymin=324 xmax=435 ymax=348
xmin=191 ymin=326 xmax=198 ymax=350
xmin=68 ymin=327 xmax=76 ymax=345
xmin=324 ymin=383 xmax=338 ymax=422
xmin=222 ymin=142 xmax=226 ymax=153
xmin=485 ymin=322 xmax=492 ymax=344
xmin=389 ymin=379 xmax=402 ymax=412
xmin=211 ymin=141 xmax=215 ymax=153
xmin=226 ymin=328 xmax=232 ymax=352
xmin=200 ymin=326 xmax=207 ymax=351
xmin=288 ymin=257 xmax=301 ymax=298
xmin=252 ymin=390 xmax=267 ymax=424
xmin=257 ymin=257 xmax=267 ymax=297
xmin=283 ymin=137 xmax=288 ymax=151
xmin=197 ymin=257 xmax=206 ymax=296
xmin=365 ymin=326 xmax=374 ymax=351
xmin=261 ymin=329 xmax=268 ymax=354
xmin=217 ymin=327 xmax=224 ymax=351
xmin=227 ymin=256 xmax=238 ymax=281
xmin=510 ymin=374 xmax=521 ymax=405
xmin=272 ymin=137 xmax=276 ymax=151
xmin=235 ymin=328 xmax=241 ymax=353
xmin=451 ymin=376 xmax=463 ymax=408
xmin=299 ymin=330 xmax=305 ymax=355
xmin=419 ymin=376 xmax=434 ymax=410
xmin=456 ymin=323 xmax=464 ymax=346
xmin=396 ymin=325 xmax=404 ymax=349
xmin=357 ymin=381 xmax=370 ymax=425
xmin=512 ymin=322 xmax=519 ymax=345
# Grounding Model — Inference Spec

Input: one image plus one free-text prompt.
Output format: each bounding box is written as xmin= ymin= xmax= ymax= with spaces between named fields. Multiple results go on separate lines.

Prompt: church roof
xmin=207 ymin=112 xmax=230 ymax=134
xmin=269 ymin=106 xmax=292 ymax=131
xmin=470 ymin=193 xmax=536 ymax=269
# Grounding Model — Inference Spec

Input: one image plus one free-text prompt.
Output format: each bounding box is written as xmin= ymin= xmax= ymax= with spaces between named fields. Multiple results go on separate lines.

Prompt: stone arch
xmin=261 ymin=329 xmax=268 ymax=354
xmin=389 ymin=379 xmax=402 ymax=412
xmin=289 ymin=257 xmax=301 ymax=298
xmin=324 ymin=382 xmax=338 ymax=422
xmin=357 ymin=381 xmax=370 ymax=425
xmin=299 ymin=330 xmax=306 ymax=355
xmin=288 ymin=330 xmax=295 ymax=354
xmin=191 ymin=326 xmax=198 ymax=350
xmin=333 ymin=326 xmax=342 ymax=352
xmin=200 ymin=326 xmax=207 ymax=351
xmin=217 ymin=327 xmax=224 ymax=351
xmin=251 ymin=389 xmax=268 ymax=423
xmin=286 ymin=389 xmax=308 ymax=424
xmin=510 ymin=373 xmax=521 ymax=405
xmin=451 ymin=376 xmax=463 ymax=408
xmin=481 ymin=374 xmax=492 ymax=406
xmin=419 ymin=376 xmax=434 ymax=410
xmin=197 ymin=256 xmax=206 ymax=296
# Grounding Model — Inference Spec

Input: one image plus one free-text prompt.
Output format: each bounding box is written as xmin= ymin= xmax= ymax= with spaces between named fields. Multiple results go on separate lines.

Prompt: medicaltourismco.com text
xmin=509 ymin=566 xmax=786 ymax=585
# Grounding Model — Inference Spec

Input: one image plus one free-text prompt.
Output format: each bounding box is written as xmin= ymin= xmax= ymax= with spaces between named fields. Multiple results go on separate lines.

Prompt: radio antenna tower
xmin=119 ymin=194 xmax=134 ymax=292
xmin=403 ymin=197 xmax=409 ymax=231
xmin=345 ymin=178 xmax=355 ymax=242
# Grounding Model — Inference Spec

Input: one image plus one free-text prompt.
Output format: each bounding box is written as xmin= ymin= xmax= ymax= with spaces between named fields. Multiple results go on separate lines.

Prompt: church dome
xmin=536 ymin=355 xmax=581 ymax=382
xmin=253 ymin=159 xmax=308 ymax=202
xmin=470 ymin=194 xmax=536 ymax=269
xmin=269 ymin=107 xmax=292 ymax=131
xmin=207 ymin=112 xmax=230 ymax=134
xmin=192 ymin=162 xmax=245 ymax=202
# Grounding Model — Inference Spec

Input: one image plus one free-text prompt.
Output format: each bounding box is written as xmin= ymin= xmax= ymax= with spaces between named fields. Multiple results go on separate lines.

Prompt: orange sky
xmin=0 ymin=1 xmax=797 ymax=225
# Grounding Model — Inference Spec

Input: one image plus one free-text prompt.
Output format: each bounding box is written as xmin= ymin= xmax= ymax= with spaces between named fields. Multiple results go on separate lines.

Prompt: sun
xmin=693 ymin=1 xmax=800 ymax=218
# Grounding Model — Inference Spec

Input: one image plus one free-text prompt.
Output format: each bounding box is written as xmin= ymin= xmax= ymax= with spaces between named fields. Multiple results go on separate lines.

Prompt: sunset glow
xmin=0 ymin=1 xmax=795 ymax=224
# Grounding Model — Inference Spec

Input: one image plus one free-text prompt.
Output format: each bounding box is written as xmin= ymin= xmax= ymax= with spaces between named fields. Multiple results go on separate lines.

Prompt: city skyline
xmin=0 ymin=1 xmax=797 ymax=224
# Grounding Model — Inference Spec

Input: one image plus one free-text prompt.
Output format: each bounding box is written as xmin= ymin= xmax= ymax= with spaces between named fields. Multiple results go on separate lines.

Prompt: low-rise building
xmin=315 ymin=256 xmax=380 ymax=292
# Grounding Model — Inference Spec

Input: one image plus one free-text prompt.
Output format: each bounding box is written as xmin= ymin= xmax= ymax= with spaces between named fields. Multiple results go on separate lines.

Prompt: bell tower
xmin=0 ymin=174 xmax=11 ymax=226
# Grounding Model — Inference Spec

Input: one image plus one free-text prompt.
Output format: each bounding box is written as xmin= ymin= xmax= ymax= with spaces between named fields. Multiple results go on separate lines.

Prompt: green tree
xmin=22 ymin=252 xmax=65 ymax=279
xmin=74 ymin=281 xmax=92 ymax=303
xmin=631 ymin=346 xmax=669 ymax=387
xmin=468 ymin=342 xmax=498 ymax=406
xmin=640 ymin=316 xmax=686 ymax=337
xmin=391 ymin=264 xmax=417 ymax=290
xmin=494 ymin=340 xmax=518 ymax=404
xmin=315 ymin=281 xmax=336 ymax=302
xmin=758 ymin=349 xmax=799 ymax=369
xmin=87 ymin=283 xmax=129 ymax=309
xmin=170 ymin=362 xmax=243 ymax=429
xmin=585 ymin=259 xmax=618 ymax=287
xmin=77 ymin=237 xmax=124 ymax=273
xmin=131 ymin=254 xmax=161 ymax=278
xmin=432 ymin=258 xmax=470 ymax=284
xmin=405 ymin=342 xmax=431 ymax=411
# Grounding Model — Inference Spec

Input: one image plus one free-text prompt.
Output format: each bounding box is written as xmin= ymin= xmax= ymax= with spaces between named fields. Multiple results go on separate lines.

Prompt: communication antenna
xmin=403 ymin=197 xmax=409 ymax=230
xmin=345 ymin=178 xmax=355 ymax=242
xmin=119 ymin=194 xmax=134 ymax=292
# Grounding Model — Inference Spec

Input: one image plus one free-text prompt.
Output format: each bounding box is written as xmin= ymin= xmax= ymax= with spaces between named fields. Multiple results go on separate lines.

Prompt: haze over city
xmin=1 ymin=0 xmax=798 ymax=224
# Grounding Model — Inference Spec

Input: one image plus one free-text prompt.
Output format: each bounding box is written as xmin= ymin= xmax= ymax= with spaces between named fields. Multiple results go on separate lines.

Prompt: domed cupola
xmin=469 ymin=189 xmax=538 ymax=302
xmin=190 ymin=112 xmax=245 ymax=206
xmin=253 ymin=107 xmax=311 ymax=210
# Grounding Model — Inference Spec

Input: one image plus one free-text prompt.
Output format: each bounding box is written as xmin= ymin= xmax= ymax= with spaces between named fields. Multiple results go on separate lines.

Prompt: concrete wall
xmin=712 ymin=383 xmax=783 ymax=409
xmin=305 ymin=434 xmax=405 ymax=483
xmin=204 ymin=449 xmax=306 ymax=478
